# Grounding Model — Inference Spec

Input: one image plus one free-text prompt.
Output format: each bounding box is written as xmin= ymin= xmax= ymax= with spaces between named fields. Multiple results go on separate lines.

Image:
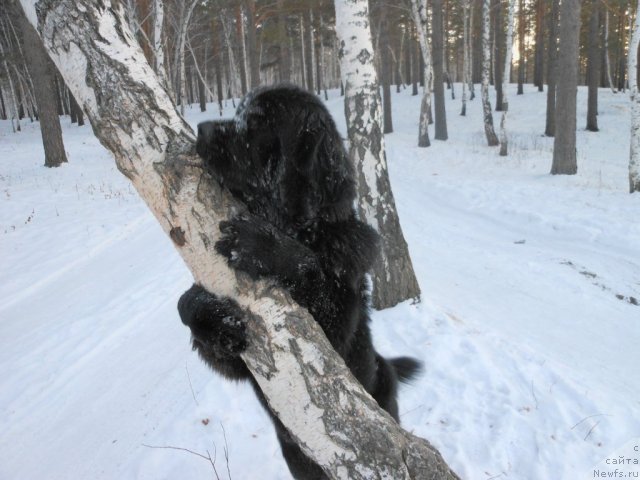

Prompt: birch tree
xmin=481 ymin=0 xmax=499 ymax=146
xmin=18 ymin=0 xmax=459 ymax=477
xmin=153 ymin=0 xmax=168 ymax=88
xmin=551 ymin=0 xmax=581 ymax=175
xmin=603 ymin=9 xmax=617 ymax=94
xmin=335 ymin=0 xmax=421 ymax=310
xmin=629 ymin=0 xmax=640 ymax=193
xmin=411 ymin=0 xmax=432 ymax=147
xmin=499 ymin=0 xmax=515 ymax=157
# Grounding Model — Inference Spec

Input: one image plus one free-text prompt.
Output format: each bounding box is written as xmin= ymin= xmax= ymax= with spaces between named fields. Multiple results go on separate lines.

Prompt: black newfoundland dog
xmin=178 ymin=84 xmax=420 ymax=479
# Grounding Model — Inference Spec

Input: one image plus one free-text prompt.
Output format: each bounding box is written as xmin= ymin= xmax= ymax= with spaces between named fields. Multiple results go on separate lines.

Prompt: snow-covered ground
xmin=1 ymin=84 xmax=638 ymax=480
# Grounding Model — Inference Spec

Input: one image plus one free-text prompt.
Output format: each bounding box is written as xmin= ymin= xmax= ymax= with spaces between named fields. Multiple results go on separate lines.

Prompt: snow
xmin=1 ymin=83 xmax=639 ymax=480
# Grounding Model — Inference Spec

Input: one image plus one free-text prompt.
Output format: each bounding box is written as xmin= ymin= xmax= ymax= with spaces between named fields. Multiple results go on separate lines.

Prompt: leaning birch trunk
xmin=628 ymin=0 xmax=640 ymax=194
xmin=499 ymin=0 xmax=515 ymax=156
xmin=482 ymin=0 xmax=499 ymax=146
xmin=411 ymin=0 xmax=432 ymax=147
xmin=335 ymin=0 xmax=421 ymax=311
xmin=19 ymin=1 xmax=459 ymax=478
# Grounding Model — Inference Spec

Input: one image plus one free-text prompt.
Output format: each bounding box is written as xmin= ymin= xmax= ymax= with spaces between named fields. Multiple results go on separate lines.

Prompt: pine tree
xmin=551 ymin=0 xmax=581 ymax=175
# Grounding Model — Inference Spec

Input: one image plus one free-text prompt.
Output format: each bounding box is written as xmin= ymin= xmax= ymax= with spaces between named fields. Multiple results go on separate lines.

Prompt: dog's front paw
xmin=178 ymin=285 xmax=248 ymax=358
xmin=215 ymin=215 xmax=276 ymax=279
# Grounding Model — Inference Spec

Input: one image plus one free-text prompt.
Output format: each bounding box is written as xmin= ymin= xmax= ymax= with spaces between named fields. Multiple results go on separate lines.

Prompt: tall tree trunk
xmin=235 ymin=4 xmax=248 ymax=95
xmin=461 ymin=1 xmax=470 ymax=116
xmin=617 ymin=8 xmax=627 ymax=92
xmin=411 ymin=0 xmax=432 ymax=147
xmin=432 ymin=0 xmax=448 ymax=140
xmin=586 ymin=0 xmax=600 ymax=132
xmin=628 ymin=0 xmax=640 ymax=193
xmin=409 ymin=25 xmax=418 ymax=96
xmin=299 ymin=14 xmax=307 ymax=89
xmin=0 ymin=86 xmax=6 ymax=120
xmin=517 ymin=0 xmax=525 ymax=94
xmin=277 ymin=0 xmax=290 ymax=83
xmin=176 ymin=0 xmax=197 ymax=115
xmin=213 ymin=18 xmax=225 ymax=116
xmin=221 ymin=10 xmax=241 ymax=99
xmin=380 ymin=19 xmax=393 ymax=134
xmin=153 ymin=0 xmax=165 ymax=81
xmin=493 ymin=0 xmax=504 ymax=111
xmin=469 ymin=2 xmax=476 ymax=99
xmin=545 ymin=0 xmax=559 ymax=137
xmin=533 ymin=0 xmax=544 ymax=92
xmin=305 ymin=8 xmax=316 ymax=93
xmin=70 ymin=93 xmax=84 ymax=126
xmin=318 ymin=11 xmax=327 ymax=100
xmin=551 ymin=0 xmax=581 ymax=175
xmin=68 ymin=87 xmax=77 ymax=123
xmin=15 ymin=4 xmax=67 ymax=166
xmin=603 ymin=9 xmax=616 ymax=93
xmin=336 ymin=0 xmax=421 ymax=310
xmin=472 ymin=2 xmax=482 ymax=84
xmin=18 ymin=1 xmax=460 ymax=477
xmin=244 ymin=0 xmax=259 ymax=89
xmin=482 ymin=0 xmax=499 ymax=146
xmin=0 ymin=41 xmax=21 ymax=132
xmin=499 ymin=0 xmax=515 ymax=156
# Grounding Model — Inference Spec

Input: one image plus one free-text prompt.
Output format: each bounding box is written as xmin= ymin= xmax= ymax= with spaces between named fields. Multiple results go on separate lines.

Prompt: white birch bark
xmin=177 ymin=0 xmax=197 ymax=115
xmin=19 ymin=0 xmax=458 ymax=477
xmin=628 ymin=0 xmax=640 ymax=193
xmin=499 ymin=0 xmax=515 ymax=156
xmin=152 ymin=0 xmax=167 ymax=86
xmin=481 ymin=0 xmax=499 ymax=146
xmin=335 ymin=0 xmax=420 ymax=310
xmin=411 ymin=0 xmax=432 ymax=147
xmin=604 ymin=9 xmax=616 ymax=94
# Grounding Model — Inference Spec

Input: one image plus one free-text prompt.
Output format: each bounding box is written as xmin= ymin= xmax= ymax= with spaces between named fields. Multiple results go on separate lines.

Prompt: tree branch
xmin=19 ymin=0 xmax=460 ymax=478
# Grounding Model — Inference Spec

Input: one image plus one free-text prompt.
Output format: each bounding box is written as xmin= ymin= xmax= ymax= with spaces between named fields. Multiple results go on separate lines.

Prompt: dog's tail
xmin=390 ymin=356 xmax=423 ymax=384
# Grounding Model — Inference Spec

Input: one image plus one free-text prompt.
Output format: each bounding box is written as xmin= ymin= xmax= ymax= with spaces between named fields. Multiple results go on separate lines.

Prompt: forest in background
xmin=0 ymin=0 xmax=637 ymax=127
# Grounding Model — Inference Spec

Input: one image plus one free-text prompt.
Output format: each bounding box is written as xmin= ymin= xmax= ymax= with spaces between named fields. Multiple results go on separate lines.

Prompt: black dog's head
xmin=195 ymin=85 xmax=356 ymax=233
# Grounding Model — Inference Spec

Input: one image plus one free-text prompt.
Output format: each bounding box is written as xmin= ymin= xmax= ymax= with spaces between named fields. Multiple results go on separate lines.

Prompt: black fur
xmin=179 ymin=85 xmax=421 ymax=479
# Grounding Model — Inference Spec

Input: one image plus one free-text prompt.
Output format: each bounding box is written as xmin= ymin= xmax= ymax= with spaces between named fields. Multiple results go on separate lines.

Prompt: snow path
xmin=1 ymin=85 xmax=639 ymax=479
